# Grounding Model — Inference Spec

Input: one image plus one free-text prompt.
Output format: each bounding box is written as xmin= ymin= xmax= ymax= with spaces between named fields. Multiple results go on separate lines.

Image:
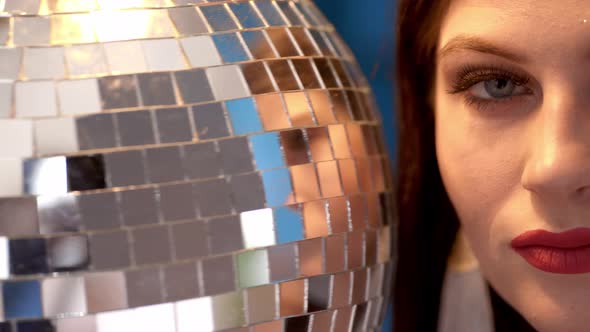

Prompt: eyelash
xmin=446 ymin=64 xmax=532 ymax=112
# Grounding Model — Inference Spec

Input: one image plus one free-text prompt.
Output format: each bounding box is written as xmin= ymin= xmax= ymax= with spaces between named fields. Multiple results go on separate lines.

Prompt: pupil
xmin=496 ymin=79 xmax=508 ymax=89
xmin=484 ymin=78 xmax=514 ymax=98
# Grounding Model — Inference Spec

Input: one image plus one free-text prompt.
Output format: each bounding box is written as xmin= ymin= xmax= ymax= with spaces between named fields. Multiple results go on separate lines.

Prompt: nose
xmin=521 ymin=91 xmax=590 ymax=201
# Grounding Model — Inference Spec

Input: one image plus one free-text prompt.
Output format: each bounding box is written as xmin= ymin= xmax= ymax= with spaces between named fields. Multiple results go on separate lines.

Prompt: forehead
xmin=439 ymin=0 xmax=590 ymax=58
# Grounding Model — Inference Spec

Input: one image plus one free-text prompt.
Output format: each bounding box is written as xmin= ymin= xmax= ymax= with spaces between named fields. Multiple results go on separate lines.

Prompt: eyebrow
xmin=438 ymin=35 xmax=529 ymax=63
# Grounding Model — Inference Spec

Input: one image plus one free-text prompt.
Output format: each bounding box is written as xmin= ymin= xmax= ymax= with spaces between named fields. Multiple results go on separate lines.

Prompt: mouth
xmin=511 ymin=228 xmax=590 ymax=274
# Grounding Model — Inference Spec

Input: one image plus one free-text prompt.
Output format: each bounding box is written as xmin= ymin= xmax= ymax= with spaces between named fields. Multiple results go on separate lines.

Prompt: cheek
xmin=434 ymin=98 xmax=526 ymax=259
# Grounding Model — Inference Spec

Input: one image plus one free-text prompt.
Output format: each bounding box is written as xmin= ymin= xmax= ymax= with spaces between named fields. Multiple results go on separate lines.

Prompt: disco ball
xmin=0 ymin=1 xmax=394 ymax=331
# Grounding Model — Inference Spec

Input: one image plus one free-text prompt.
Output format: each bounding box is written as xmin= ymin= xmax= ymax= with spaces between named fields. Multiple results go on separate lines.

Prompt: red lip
xmin=511 ymin=228 xmax=590 ymax=274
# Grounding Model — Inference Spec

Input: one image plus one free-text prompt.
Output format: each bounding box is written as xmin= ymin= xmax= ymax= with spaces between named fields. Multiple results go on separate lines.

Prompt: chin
xmin=501 ymin=273 xmax=590 ymax=332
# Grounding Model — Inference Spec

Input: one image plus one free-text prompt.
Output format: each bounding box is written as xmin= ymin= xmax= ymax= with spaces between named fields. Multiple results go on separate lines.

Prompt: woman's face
xmin=435 ymin=0 xmax=590 ymax=330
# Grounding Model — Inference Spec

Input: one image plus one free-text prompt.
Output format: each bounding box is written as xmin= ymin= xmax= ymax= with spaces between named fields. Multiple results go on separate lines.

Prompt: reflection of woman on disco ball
xmin=395 ymin=1 xmax=590 ymax=331
xmin=0 ymin=1 xmax=393 ymax=331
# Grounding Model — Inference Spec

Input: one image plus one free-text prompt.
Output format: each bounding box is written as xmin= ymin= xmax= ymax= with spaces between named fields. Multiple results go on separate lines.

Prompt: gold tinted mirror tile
xmin=348 ymin=195 xmax=367 ymax=230
xmin=252 ymin=320 xmax=283 ymax=332
xmin=279 ymin=279 xmax=305 ymax=317
xmin=4 ymin=0 xmax=40 ymax=14
xmin=310 ymin=310 xmax=334 ymax=332
xmin=365 ymin=230 xmax=378 ymax=266
xmin=346 ymin=124 xmax=367 ymax=158
xmin=51 ymin=14 xmax=96 ymax=44
xmin=338 ymin=159 xmax=360 ymax=194
xmin=267 ymin=60 xmax=299 ymax=91
xmin=328 ymin=124 xmax=352 ymax=159
xmin=316 ymin=160 xmax=343 ymax=198
xmin=371 ymin=157 xmax=386 ymax=192
xmin=366 ymin=194 xmax=380 ymax=228
xmin=266 ymin=28 xmax=300 ymax=57
xmin=280 ymin=129 xmax=309 ymax=166
xmin=333 ymin=306 xmax=354 ymax=331
xmin=242 ymin=62 xmax=275 ymax=95
xmin=94 ymin=9 xmax=175 ymax=42
xmin=329 ymin=90 xmax=352 ymax=123
xmin=291 ymin=163 xmax=320 ymax=203
xmin=289 ymin=27 xmax=318 ymax=56
xmin=241 ymin=30 xmax=277 ymax=59
xmin=246 ymin=284 xmax=277 ymax=324
xmin=307 ymin=90 xmax=335 ymax=125
xmin=306 ymin=127 xmax=333 ymax=163
xmin=298 ymin=238 xmax=322 ymax=277
xmin=104 ymin=40 xmax=148 ymax=74
xmin=65 ymin=44 xmax=108 ymax=77
xmin=14 ymin=16 xmax=50 ymax=46
xmin=283 ymin=92 xmax=315 ymax=127
xmin=292 ymin=59 xmax=321 ymax=89
xmin=44 ymin=0 xmax=99 ymax=13
xmin=303 ymin=199 xmax=328 ymax=238
xmin=348 ymin=231 xmax=365 ymax=269
xmin=0 ymin=18 xmax=9 ymax=44
xmin=256 ymin=93 xmax=290 ymax=131
xmin=328 ymin=196 xmax=349 ymax=234
xmin=325 ymin=233 xmax=346 ymax=273
xmin=331 ymin=272 xmax=351 ymax=308
xmin=356 ymin=158 xmax=373 ymax=193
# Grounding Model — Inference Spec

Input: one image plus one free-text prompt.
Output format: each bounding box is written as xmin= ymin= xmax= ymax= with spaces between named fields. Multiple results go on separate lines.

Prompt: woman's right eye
xmin=469 ymin=77 xmax=530 ymax=100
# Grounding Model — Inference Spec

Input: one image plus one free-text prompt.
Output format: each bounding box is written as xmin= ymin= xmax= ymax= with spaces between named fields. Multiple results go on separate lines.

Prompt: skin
xmin=435 ymin=1 xmax=590 ymax=331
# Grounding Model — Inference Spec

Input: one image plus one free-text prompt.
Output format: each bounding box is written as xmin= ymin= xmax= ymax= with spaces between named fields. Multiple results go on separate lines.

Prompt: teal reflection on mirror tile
xmin=229 ymin=3 xmax=265 ymax=29
xmin=226 ymin=98 xmax=263 ymax=135
xmin=274 ymin=206 xmax=304 ymax=244
xmin=212 ymin=33 xmax=249 ymax=63
xmin=250 ymin=132 xmax=284 ymax=170
xmin=200 ymin=5 xmax=238 ymax=32
xmin=261 ymin=168 xmax=292 ymax=208
xmin=3 ymin=280 xmax=42 ymax=319
xmin=255 ymin=1 xmax=286 ymax=26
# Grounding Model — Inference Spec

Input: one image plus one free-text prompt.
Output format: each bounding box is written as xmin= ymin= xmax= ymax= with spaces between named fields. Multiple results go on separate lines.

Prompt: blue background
xmin=315 ymin=1 xmax=396 ymax=331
